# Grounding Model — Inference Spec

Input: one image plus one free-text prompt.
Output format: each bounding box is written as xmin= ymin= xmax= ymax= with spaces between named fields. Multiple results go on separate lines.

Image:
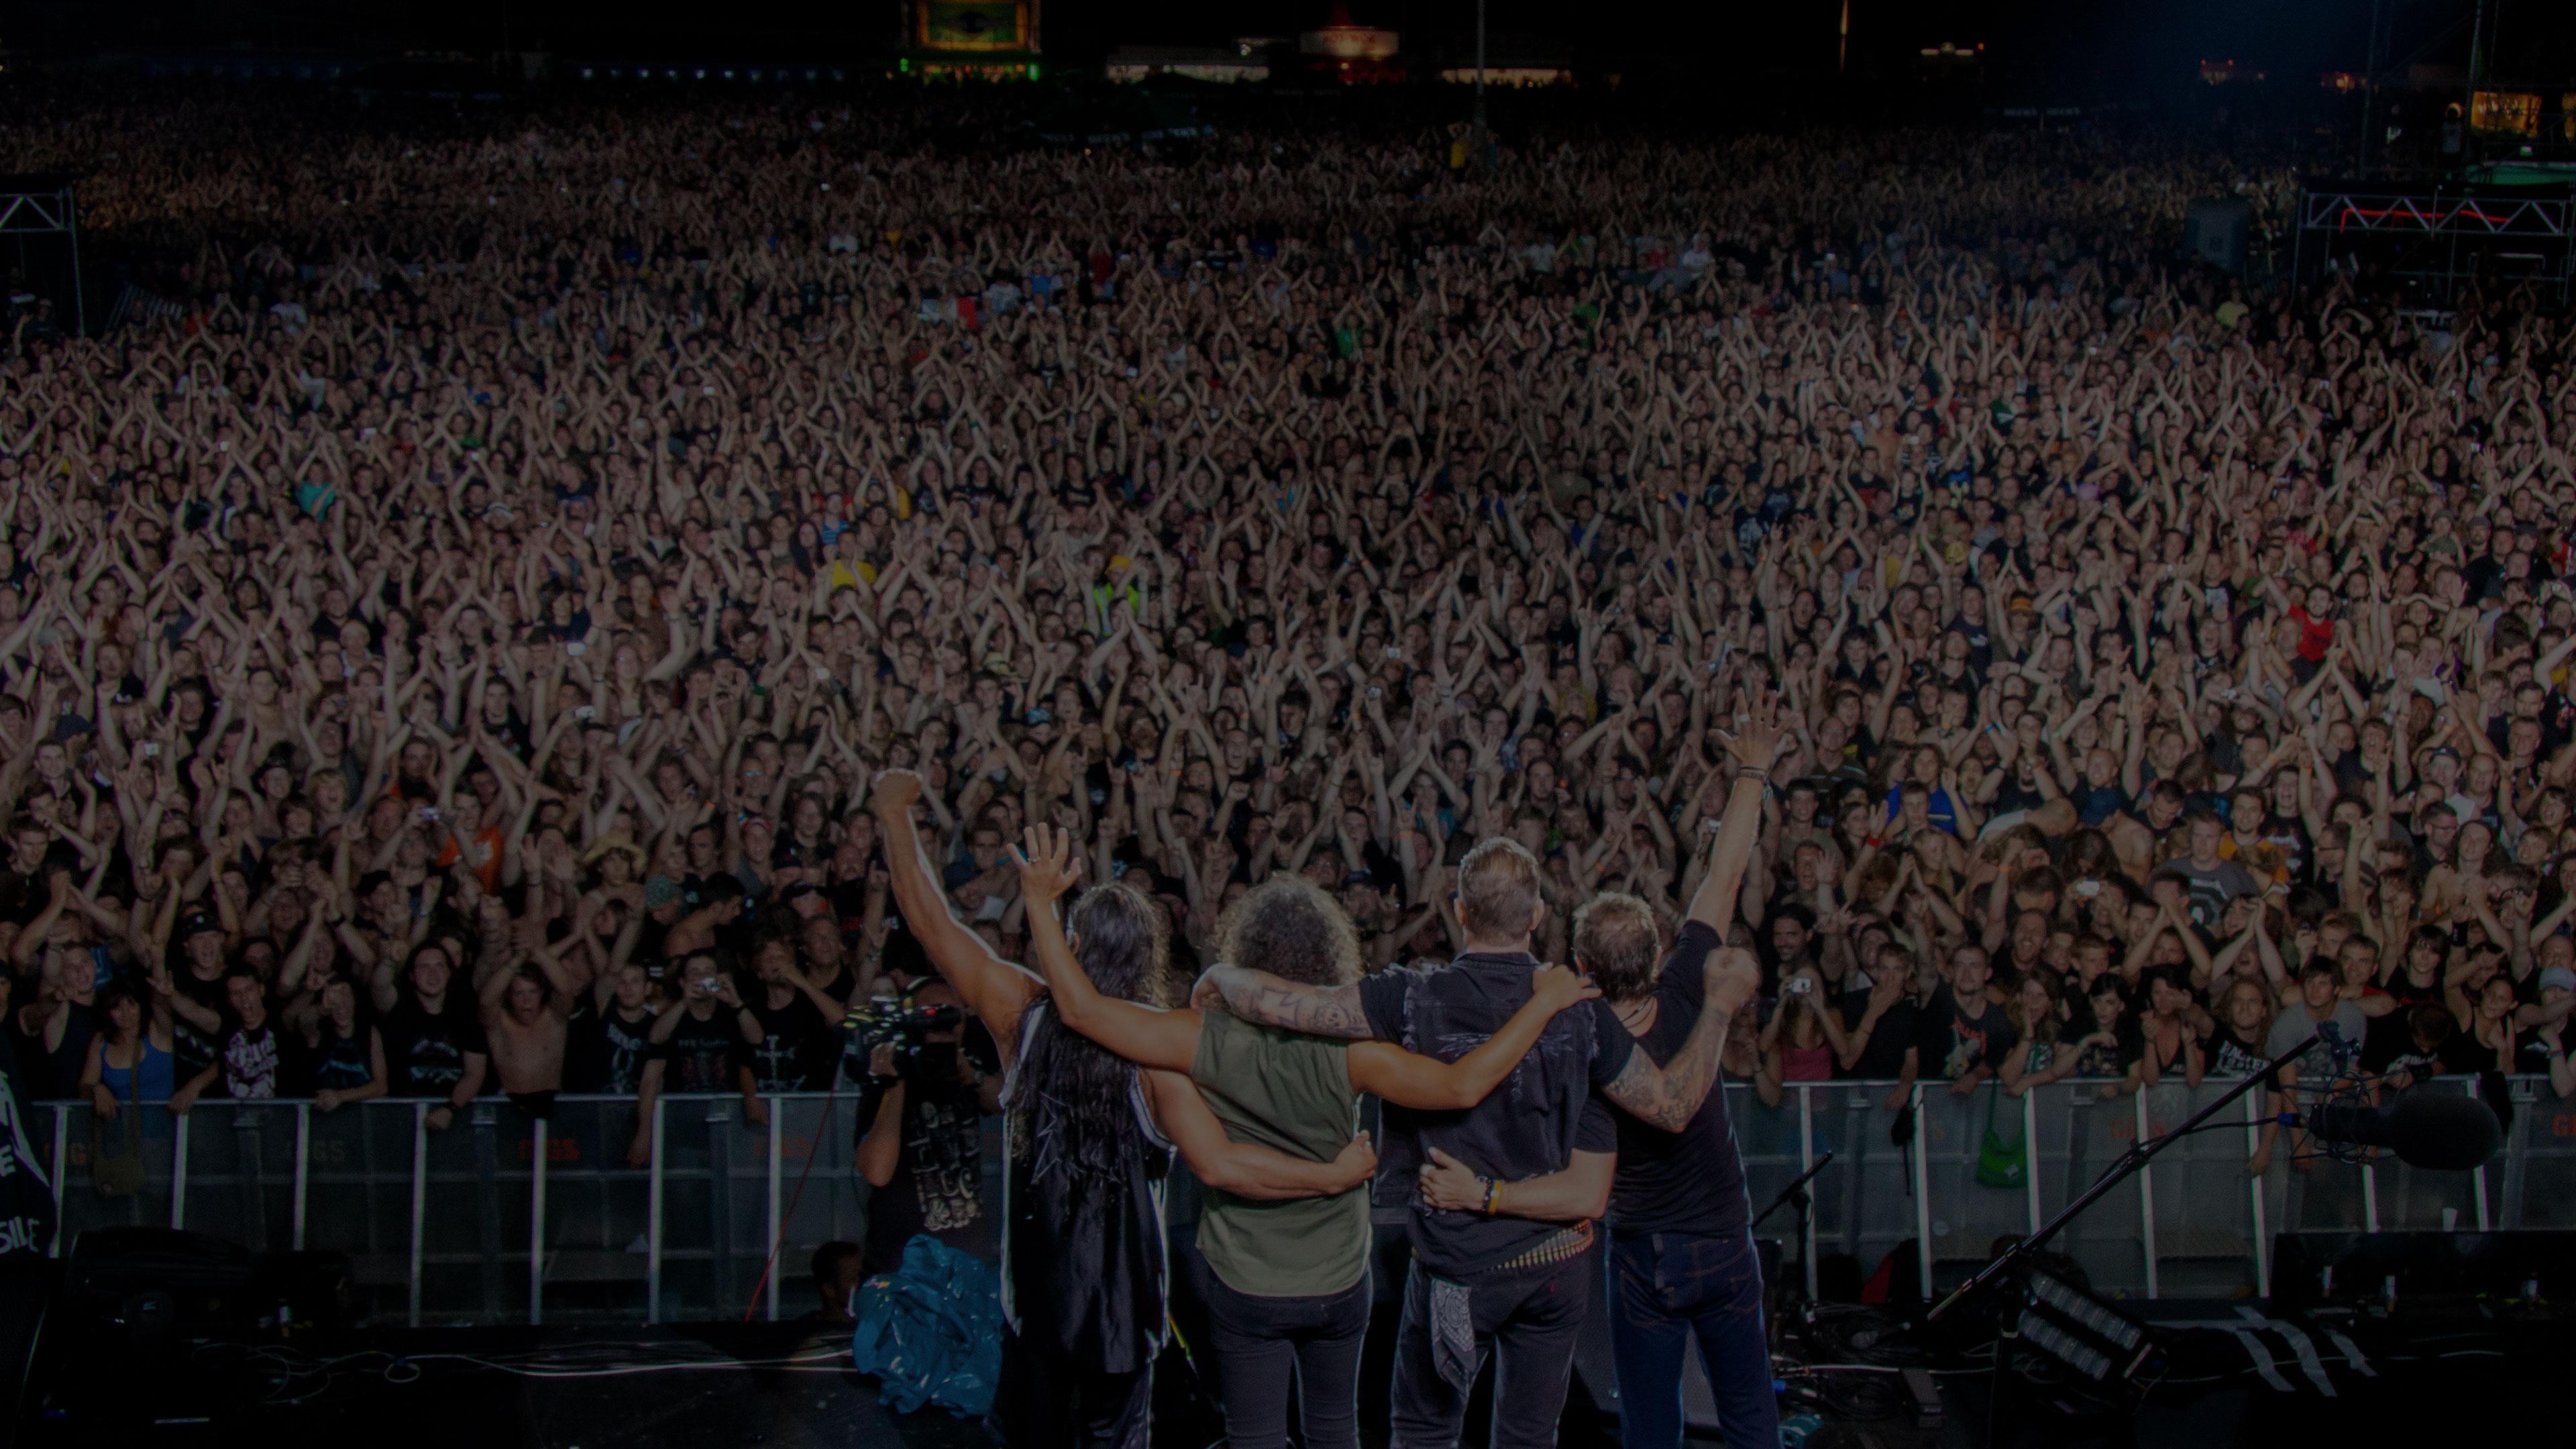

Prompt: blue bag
xmin=849 ymin=1234 xmax=1002 ymax=1417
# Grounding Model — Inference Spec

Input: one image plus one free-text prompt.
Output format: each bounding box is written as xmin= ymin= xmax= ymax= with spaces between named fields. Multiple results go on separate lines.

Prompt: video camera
xmin=843 ymin=994 xmax=966 ymax=1083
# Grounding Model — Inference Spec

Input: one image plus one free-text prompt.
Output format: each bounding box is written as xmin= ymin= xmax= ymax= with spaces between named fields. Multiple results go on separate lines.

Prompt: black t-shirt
xmin=1357 ymin=950 xmax=1635 ymax=1277
xmin=1609 ymin=920 xmax=1750 ymax=1240
xmin=743 ymin=990 xmax=837 ymax=1093
xmin=656 ymin=1006 xmax=742 ymax=1093
xmin=2206 ymin=1024 xmax=2276 ymax=1085
xmin=290 ymin=1020 xmax=376 ymax=1095
xmin=170 ymin=967 xmax=229 ymax=1085
xmin=860 ymin=1032 xmax=1002 ymax=1274
xmin=583 ymin=1004 xmax=657 ymax=1095
xmin=1843 ymin=992 xmax=1922 ymax=1081
xmin=2365 ymin=976 xmax=2442 ymax=1073
xmin=1920 ymin=986 xmax=2010 ymax=1082
xmin=379 ymin=995 xmax=488 ymax=1097
xmin=2072 ymin=1022 xmax=2142 ymax=1081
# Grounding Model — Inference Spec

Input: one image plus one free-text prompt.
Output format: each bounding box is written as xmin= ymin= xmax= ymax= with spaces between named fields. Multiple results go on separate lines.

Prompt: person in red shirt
xmin=2270 ymin=579 xmax=2337 ymax=682
xmin=432 ymin=795 xmax=506 ymax=893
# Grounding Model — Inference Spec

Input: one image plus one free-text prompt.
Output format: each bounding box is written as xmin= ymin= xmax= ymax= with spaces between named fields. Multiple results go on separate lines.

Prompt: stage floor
xmin=19 ymin=1301 xmax=2561 ymax=1448
xmin=23 ymin=1323 xmax=996 ymax=1449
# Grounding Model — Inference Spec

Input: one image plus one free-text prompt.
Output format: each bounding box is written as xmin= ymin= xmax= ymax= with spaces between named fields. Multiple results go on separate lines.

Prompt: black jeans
xmin=1389 ymin=1254 xmax=1591 ymax=1449
xmin=993 ymin=1330 xmax=1152 ymax=1449
xmin=1205 ymin=1274 xmax=1371 ymax=1449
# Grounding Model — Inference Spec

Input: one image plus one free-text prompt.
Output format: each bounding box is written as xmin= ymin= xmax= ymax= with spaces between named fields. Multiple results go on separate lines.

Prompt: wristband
xmin=1481 ymin=1178 xmax=1501 ymax=1216
xmin=1735 ymin=767 xmax=1768 ymax=782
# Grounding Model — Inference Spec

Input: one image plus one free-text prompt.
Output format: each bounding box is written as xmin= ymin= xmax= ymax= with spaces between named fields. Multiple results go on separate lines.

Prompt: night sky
xmin=9 ymin=0 xmax=2573 ymax=99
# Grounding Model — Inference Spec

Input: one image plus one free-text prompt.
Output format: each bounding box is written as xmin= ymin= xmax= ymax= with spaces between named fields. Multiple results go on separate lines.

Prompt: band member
xmin=1424 ymin=704 xmax=1783 ymax=1449
xmin=1012 ymin=834 xmax=1600 ymax=1449
xmin=1197 ymin=833 xmax=1758 ymax=1449
xmin=871 ymin=771 xmax=1370 ymax=1449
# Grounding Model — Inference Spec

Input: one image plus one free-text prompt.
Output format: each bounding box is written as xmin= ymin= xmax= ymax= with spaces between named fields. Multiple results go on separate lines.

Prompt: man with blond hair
xmin=1418 ymin=703 xmax=1783 ymax=1448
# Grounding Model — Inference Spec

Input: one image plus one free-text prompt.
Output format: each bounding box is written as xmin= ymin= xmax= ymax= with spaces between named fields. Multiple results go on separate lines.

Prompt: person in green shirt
xmin=1012 ymin=828 xmax=1597 ymax=1449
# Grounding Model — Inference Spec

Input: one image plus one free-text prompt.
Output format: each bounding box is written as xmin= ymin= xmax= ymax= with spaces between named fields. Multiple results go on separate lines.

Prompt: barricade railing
xmin=29 ymin=1075 xmax=2571 ymax=1324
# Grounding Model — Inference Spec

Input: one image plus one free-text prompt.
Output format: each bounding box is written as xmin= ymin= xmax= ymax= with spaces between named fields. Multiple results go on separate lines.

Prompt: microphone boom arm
xmin=1926 ymin=1030 xmax=2320 ymax=1324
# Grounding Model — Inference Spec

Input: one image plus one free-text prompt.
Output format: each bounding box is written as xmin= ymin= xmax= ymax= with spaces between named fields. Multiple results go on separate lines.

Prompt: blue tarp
xmin=849 ymin=1234 xmax=1002 ymax=1417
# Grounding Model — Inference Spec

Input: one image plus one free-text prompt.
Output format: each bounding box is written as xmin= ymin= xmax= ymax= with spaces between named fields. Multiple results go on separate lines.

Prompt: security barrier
xmin=30 ymin=1076 xmax=2572 ymax=1324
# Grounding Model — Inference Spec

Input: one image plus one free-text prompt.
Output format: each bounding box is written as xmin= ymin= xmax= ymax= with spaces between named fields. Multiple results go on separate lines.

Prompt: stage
xmin=14 ymin=1295 xmax=2565 ymax=1449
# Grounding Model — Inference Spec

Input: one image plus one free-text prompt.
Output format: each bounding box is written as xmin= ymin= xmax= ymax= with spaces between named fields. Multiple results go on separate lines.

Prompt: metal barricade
xmin=23 ymin=1077 xmax=2572 ymax=1324
xmin=1803 ymin=1081 xmax=1919 ymax=1297
xmin=1911 ymin=1083 xmax=2036 ymax=1295
xmin=2502 ymin=1076 xmax=2576 ymax=1230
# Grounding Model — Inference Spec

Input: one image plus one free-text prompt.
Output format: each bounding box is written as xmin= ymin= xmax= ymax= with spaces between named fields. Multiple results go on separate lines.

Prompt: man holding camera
xmin=855 ymin=976 xmax=1001 ymax=1275
xmin=627 ymin=951 xmax=765 ymax=1166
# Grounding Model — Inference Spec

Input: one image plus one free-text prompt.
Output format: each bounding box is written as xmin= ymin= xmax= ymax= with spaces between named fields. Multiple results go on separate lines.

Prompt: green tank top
xmin=1189 ymin=1010 xmax=1369 ymax=1297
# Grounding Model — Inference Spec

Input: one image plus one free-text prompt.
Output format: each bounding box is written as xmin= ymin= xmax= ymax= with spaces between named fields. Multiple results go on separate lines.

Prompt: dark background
xmin=5 ymin=1 xmax=2575 ymax=103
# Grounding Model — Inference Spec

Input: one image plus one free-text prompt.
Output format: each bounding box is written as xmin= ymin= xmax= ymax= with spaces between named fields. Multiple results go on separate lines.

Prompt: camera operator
xmin=854 ymin=976 xmax=1001 ymax=1276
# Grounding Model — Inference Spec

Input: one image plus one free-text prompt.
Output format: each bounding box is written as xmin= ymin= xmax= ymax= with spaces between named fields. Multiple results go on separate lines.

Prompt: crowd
xmin=1 ymin=80 xmax=2573 ymax=1236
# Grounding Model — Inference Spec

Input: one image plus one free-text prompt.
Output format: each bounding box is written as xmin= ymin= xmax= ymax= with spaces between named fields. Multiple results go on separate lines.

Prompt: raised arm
xmin=1014 ymin=824 xmax=1203 ymax=1072
xmin=871 ymin=768 xmax=1042 ymax=1049
xmin=1597 ymin=946 xmax=1763 ymax=1131
xmin=1688 ymin=684 xmax=1783 ymax=932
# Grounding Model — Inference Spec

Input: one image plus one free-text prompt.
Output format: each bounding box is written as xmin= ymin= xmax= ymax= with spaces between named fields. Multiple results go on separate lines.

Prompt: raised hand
xmin=1722 ymin=685 xmax=1784 ymax=774
xmin=1011 ymin=823 xmax=1084 ymax=909
xmin=869 ymin=767 xmax=924 ymax=815
xmin=1705 ymin=947 xmax=1761 ymax=1004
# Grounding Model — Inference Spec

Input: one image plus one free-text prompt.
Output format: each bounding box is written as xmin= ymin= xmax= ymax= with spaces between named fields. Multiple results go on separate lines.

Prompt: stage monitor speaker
xmin=2182 ymin=197 xmax=2253 ymax=276
xmin=61 ymin=1228 xmax=256 ymax=1344
xmin=2269 ymin=1230 xmax=2576 ymax=1315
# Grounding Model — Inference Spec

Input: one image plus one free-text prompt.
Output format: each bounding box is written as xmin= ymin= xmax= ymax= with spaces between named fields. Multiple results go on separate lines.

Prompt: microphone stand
xmin=1927 ymin=1030 xmax=2320 ymax=1326
xmin=1751 ymin=1150 xmax=1834 ymax=1326
xmin=1751 ymin=1149 xmax=1835 ymax=1236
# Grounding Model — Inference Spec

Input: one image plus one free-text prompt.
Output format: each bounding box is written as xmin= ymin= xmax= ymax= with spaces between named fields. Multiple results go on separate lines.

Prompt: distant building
xmin=1426 ymin=28 xmax=1576 ymax=89
xmin=1104 ymin=40 xmax=1276 ymax=85
xmin=1297 ymin=4 xmax=1402 ymax=84
xmin=1912 ymin=42 xmax=1982 ymax=85
xmin=900 ymin=0 xmax=1040 ymax=80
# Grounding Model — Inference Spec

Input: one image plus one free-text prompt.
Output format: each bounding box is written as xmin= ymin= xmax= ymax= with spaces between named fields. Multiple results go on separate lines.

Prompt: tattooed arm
xmin=1593 ymin=694 xmax=1778 ymax=1132
xmin=1191 ymin=964 xmax=1381 ymax=1039
xmin=1597 ymin=947 xmax=1762 ymax=1132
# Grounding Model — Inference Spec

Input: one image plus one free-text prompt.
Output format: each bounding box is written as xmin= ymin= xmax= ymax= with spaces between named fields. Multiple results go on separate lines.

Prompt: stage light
xmin=2014 ymin=1270 xmax=2157 ymax=1392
